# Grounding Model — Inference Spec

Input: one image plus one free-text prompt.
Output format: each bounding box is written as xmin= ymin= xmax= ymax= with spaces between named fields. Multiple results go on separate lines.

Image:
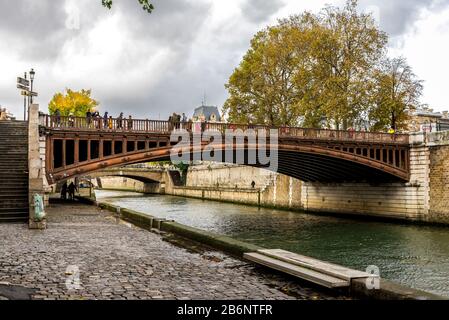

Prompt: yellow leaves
xmin=48 ymin=88 xmax=99 ymax=117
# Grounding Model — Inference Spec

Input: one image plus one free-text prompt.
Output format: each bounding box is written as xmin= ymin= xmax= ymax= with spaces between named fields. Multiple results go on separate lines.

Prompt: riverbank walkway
xmin=0 ymin=201 xmax=345 ymax=300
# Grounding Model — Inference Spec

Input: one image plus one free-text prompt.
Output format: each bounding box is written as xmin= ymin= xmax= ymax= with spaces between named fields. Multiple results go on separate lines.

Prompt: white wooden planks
xmin=257 ymin=249 xmax=375 ymax=281
xmin=243 ymin=252 xmax=349 ymax=288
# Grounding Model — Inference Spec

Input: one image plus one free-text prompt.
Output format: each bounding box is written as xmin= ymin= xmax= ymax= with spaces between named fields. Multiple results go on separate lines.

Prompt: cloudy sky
xmin=1 ymin=0 xmax=448 ymax=120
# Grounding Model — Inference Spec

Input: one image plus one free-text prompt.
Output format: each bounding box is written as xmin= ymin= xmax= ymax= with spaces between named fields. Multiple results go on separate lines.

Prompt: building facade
xmin=407 ymin=109 xmax=449 ymax=132
xmin=192 ymin=106 xmax=222 ymax=123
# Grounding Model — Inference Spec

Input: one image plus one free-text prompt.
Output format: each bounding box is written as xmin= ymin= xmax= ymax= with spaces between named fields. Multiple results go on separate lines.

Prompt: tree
xmin=305 ymin=0 xmax=387 ymax=130
xmin=48 ymin=89 xmax=99 ymax=117
xmin=101 ymin=0 xmax=154 ymax=13
xmin=224 ymin=0 xmax=398 ymax=130
xmin=173 ymin=161 xmax=190 ymax=186
xmin=369 ymin=57 xmax=423 ymax=131
xmin=224 ymin=25 xmax=306 ymax=126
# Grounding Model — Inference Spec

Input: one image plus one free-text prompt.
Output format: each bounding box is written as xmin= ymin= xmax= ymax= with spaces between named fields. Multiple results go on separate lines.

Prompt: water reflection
xmin=96 ymin=190 xmax=449 ymax=297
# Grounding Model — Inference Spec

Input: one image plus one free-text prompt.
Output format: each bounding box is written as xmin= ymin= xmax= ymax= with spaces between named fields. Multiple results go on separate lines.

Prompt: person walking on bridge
xmin=127 ymin=115 xmax=133 ymax=131
xmin=117 ymin=112 xmax=124 ymax=130
xmin=108 ymin=116 xmax=113 ymax=130
xmin=86 ymin=110 xmax=92 ymax=128
xmin=103 ymin=112 xmax=109 ymax=129
xmin=54 ymin=109 xmax=61 ymax=127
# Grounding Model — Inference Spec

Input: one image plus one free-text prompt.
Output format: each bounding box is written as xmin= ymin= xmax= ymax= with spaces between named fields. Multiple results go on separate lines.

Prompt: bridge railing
xmin=39 ymin=114 xmax=172 ymax=133
xmin=39 ymin=114 xmax=409 ymax=144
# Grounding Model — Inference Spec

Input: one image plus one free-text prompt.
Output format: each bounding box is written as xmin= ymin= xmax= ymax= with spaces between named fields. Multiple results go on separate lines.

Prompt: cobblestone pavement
xmin=0 ymin=202 xmax=348 ymax=300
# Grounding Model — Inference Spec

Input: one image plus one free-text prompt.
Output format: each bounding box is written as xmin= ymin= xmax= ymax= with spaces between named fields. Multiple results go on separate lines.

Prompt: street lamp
xmin=29 ymin=68 xmax=35 ymax=104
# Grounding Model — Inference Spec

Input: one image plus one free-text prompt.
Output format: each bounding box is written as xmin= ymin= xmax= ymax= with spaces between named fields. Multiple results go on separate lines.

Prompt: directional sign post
xmin=16 ymin=70 xmax=37 ymax=121
xmin=21 ymin=91 xmax=38 ymax=97
xmin=17 ymin=77 xmax=30 ymax=87
xmin=17 ymin=74 xmax=30 ymax=121
xmin=17 ymin=84 xmax=29 ymax=91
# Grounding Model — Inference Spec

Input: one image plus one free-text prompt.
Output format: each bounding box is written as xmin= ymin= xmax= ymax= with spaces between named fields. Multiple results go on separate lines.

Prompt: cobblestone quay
xmin=0 ymin=202 xmax=345 ymax=300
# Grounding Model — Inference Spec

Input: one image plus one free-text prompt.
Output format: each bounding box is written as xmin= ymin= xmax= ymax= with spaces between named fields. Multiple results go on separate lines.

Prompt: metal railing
xmin=39 ymin=114 xmax=409 ymax=144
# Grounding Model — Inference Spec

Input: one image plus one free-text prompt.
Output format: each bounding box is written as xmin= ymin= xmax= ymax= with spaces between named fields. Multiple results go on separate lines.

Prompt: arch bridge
xmin=88 ymin=166 xmax=165 ymax=184
xmin=39 ymin=114 xmax=411 ymax=184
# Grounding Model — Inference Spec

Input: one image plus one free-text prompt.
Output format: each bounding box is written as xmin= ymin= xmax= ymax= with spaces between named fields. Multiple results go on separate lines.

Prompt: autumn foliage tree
xmin=48 ymin=89 xmax=99 ymax=117
xmin=224 ymin=0 xmax=423 ymax=131
xmin=224 ymin=25 xmax=305 ymax=126
xmin=369 ymin=57 xmax=423 ymax=131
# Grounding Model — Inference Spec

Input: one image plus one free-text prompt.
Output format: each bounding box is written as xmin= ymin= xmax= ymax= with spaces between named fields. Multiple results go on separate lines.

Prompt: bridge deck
xmin=39 ymin=114 xmax=409 ymax=145
xmin=38 ymin=114 xmax=411 ymax=184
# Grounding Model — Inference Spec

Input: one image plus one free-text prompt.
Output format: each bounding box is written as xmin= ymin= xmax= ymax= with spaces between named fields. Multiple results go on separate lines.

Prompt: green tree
xmin=369 ymin=57 xmax=423 ymax=131
xmin=174 ymin=162 xmax=190 ymax=186
xmin=102 ymin=0 xmax=154 ymax=13
xmin=48 ymin=89 xmax=99 ymax=117
xmin=224 ymin=0 xmax=404 ymax=131
xmin=224 ymin=25 xmax=306 ymax=126
xmin=305 ymin=0 xmax=387 ymax=130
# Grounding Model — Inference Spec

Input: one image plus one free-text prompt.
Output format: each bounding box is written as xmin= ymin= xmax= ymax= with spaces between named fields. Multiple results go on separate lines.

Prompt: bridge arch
xmin=46 ymin=142 xmax=409 ymax=184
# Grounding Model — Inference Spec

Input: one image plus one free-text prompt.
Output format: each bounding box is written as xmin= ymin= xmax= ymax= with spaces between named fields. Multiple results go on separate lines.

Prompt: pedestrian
xmin=187 ymin=118 xmax=192 ymax=132
xmin=127 ymin=115 xmax=133 ymax=131
xmin=118 ymin=112 xmax=124 ymax=130
xmin=168 ymin=114 xmax=174 ymax=131
xmin=61 ymin=182 xmax=68 ymax=200
xmin=176 ymin=113 xmax=181 ymax=130
xmin=68 ymin=182 xmax=77 ymax=200
xmin=201 ymin=121 xmax=206 ymax=133
xmin=86 ymin=110 xmax=92 ymax=128
xmin=93 ymin=111 xmax=101 ymax=129
xmin=181 ymin=113 xmax=187 ymax=130
xmin=103 ymin=112 xmax=109 ymax=129
xmin=68 ymin=113 xmax=75 ymax=128
xmin=54 ymin=109 xmax=61 ymax=127
xmin=347 ymin=126 xmax=355 ymax=138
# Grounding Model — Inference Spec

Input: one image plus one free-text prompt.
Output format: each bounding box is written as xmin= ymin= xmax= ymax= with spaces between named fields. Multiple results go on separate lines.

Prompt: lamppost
xmin=29 ymin=68 xmax=36 ymax=105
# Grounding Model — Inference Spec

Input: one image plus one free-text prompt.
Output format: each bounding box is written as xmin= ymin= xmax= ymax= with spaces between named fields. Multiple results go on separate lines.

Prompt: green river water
xmin=96 ymin=190 xmax=449 ymax=297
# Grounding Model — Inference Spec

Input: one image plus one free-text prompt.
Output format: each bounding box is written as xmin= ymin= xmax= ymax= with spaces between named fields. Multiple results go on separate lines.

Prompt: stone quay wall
xmin=169 ymin=164 xmax=303 ymax=209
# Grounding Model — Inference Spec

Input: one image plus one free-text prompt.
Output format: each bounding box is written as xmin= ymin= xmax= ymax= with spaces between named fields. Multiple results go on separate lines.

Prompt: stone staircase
xmin=0 ymin=121 xmax=29 ymax=223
